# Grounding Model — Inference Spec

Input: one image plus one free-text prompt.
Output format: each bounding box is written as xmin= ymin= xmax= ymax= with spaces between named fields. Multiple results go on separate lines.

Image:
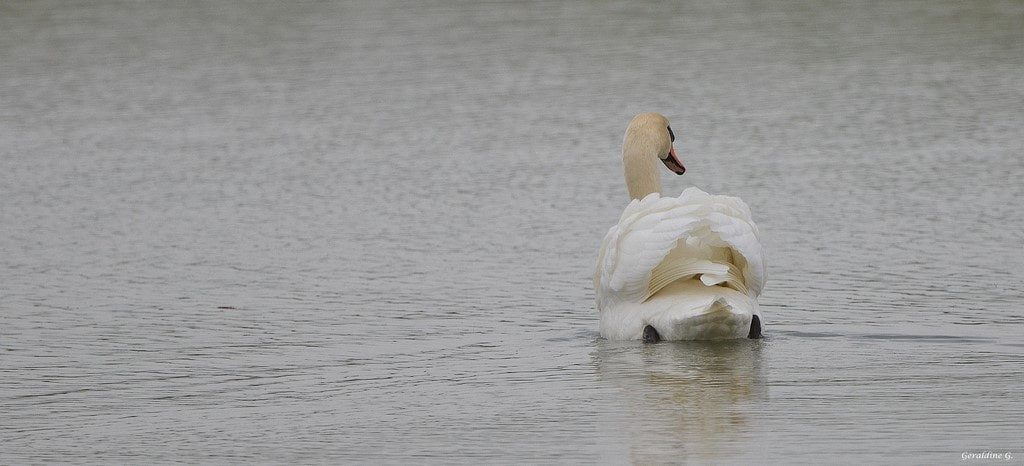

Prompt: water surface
xmin=2 ymin=0 xmax=1023 ymax=463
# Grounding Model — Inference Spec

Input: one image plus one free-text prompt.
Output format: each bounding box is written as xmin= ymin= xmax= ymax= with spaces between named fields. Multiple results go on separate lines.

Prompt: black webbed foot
xmin=747 ymin=315 xmax=762 ymax=339
xmin=642 ymin=325 xmax=661 ymax=343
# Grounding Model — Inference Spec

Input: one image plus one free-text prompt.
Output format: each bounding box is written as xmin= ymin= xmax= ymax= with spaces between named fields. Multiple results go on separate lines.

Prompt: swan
xmin=595 ymin=113 xmax=766 ymax=342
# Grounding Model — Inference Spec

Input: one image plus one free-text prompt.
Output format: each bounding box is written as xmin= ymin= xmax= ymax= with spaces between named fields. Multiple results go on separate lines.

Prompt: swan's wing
xmin=595 ymin=188 xmax=765 ymax=309
xmin=697 ymin=190 xmax=765 ymax=296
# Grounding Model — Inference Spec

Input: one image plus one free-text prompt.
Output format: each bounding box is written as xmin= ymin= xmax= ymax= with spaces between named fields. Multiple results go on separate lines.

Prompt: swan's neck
xmin=623 ymin=139 xmax=661 ymax=200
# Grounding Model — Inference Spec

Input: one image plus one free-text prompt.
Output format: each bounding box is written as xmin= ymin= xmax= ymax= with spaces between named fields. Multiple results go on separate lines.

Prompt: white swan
xmin=595 ymin=113 xmax=766 ymax=341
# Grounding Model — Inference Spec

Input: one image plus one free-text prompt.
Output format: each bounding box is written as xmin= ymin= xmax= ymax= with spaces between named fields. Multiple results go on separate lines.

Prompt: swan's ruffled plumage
xmin=595 ymin=187 xmax=765 ymax=340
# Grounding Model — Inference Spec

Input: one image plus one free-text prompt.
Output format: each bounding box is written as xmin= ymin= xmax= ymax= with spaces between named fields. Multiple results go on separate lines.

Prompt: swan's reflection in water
xmin=596 ymin=340 xmax=767 ymax=463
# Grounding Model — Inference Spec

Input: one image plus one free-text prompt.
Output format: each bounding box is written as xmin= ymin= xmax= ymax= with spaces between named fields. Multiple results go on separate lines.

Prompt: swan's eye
xmin=667 ymin=126 xmax=675 ymax=143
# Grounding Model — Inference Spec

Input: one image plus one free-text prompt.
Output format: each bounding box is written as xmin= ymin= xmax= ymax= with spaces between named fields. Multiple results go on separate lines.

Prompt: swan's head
xmin=622 ymin=113 xmax=685 ymax=200
xmin=624 ymin=112 xmax=685 ymax=176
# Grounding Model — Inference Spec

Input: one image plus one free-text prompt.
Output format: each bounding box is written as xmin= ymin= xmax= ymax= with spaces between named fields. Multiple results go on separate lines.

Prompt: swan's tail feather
xmin=644 ymin=281 xmax=760 ymax=340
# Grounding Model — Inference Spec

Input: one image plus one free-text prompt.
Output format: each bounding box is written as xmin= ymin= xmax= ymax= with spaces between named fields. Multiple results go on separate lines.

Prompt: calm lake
xmin=2 ymin=0 xmax=1023 ymax=463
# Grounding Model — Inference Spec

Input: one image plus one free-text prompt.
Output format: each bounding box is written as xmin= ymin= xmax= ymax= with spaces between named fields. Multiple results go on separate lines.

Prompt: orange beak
xmin=661 ymin=145 xmax=686 ymax=175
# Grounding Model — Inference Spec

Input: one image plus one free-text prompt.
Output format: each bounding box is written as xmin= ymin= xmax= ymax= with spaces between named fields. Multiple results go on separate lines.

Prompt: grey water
xmin=2 ymin=0 xmax=1023 ymax=463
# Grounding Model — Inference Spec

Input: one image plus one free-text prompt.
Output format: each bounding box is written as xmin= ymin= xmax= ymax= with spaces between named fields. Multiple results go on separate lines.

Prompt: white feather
xmin=595 ymin=187 xmax=766 ymax=340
